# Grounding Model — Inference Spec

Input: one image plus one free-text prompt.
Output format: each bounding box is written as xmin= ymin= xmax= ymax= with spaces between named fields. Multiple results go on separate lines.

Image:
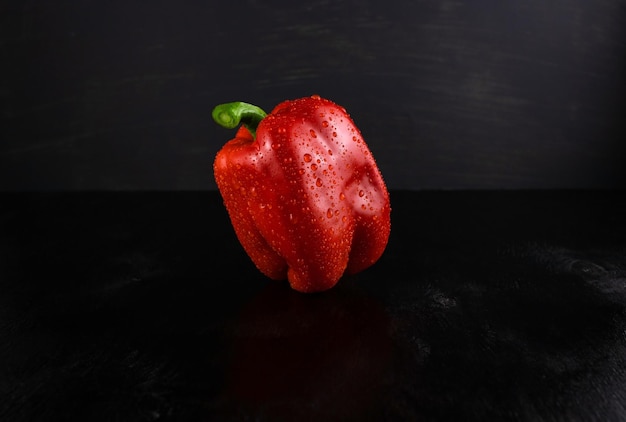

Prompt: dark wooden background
xmin=2 ymin=0 xmax=625 ymax=191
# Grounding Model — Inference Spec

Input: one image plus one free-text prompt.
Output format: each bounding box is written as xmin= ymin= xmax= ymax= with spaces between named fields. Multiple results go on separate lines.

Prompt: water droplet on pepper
xmin=303 ymin=153 xmax=312 ymax=162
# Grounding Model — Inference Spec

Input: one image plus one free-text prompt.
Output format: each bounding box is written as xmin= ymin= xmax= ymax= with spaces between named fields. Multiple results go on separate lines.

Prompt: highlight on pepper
xmin=212 ymin=95 xmax=391 ymax=293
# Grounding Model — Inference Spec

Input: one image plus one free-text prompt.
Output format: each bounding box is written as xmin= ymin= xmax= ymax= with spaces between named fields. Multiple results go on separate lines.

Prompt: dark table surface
xmin=1 ymin=190 xmax=626 ymax=421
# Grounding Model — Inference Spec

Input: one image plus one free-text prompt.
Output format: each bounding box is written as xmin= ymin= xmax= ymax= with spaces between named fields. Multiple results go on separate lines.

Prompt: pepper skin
xmin=213 ymin=95 xmax=390 ymax=293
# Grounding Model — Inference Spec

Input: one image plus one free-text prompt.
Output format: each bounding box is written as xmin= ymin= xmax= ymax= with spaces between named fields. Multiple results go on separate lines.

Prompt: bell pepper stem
xmin=212 ymin=101 xmax=267 ymax=139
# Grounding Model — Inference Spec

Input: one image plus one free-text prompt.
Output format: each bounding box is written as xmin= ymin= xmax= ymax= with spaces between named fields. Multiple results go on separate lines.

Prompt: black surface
xmin=2 ymin=1 xmax=626 ymax=190
xmin=1 ymin=190 xmax=626 ymax=421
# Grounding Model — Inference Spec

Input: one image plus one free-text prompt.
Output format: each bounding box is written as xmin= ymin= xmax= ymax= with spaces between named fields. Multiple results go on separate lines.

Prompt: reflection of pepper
xmin=224 ymin=283 xmax=392 ymax=419
xmin=213 ymin=95 xmax=390 ymax=293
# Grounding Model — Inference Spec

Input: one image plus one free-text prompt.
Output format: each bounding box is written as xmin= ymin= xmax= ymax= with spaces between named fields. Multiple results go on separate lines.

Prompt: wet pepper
xmin=212 ymin=95 xmax=390 ymax=293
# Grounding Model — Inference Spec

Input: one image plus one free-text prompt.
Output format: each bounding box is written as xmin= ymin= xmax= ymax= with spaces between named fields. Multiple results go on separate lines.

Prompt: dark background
xmin=3 ymin=2 xmax=626 ymax=420
xmin=1 ymin=0 xmax=625 ymax=191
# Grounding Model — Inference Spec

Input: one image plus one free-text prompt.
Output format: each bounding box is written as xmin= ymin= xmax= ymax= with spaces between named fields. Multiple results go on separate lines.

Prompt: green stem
xmin=212 ymin=101 xmax=267 ymax=139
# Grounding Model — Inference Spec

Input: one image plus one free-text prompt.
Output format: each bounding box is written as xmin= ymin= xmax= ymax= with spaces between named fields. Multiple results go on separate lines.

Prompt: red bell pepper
xmin=212 ymin=95 xmax=391 ymax=293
